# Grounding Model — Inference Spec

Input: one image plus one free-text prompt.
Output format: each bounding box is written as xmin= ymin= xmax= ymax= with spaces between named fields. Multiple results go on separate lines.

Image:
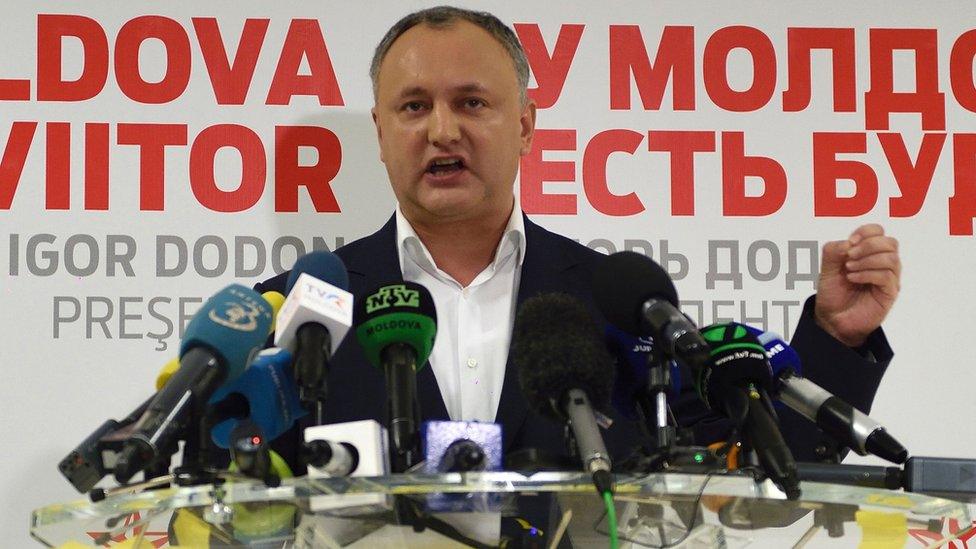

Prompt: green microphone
xmin=354 ymin=282 xmax=437 ymax=472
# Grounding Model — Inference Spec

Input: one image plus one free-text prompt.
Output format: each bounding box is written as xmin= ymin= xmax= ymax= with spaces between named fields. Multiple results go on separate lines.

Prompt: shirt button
xmin=467 ymin=358 xmax=478 ymax=369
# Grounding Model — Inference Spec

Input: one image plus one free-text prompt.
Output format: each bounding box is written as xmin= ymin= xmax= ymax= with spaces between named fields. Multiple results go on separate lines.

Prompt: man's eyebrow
xmin=393 ymin=83 xmax=490 ymax=99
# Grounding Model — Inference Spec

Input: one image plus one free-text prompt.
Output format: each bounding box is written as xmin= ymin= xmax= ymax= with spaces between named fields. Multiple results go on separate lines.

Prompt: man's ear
xmin=519 ymin=99 xmax=537 ymax=156
xmin=372 ymin=107 xmax=384 ymax=163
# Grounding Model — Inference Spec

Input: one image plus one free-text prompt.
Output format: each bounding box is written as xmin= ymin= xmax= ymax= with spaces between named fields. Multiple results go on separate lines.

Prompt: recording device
xmin=275 ymin=251 xmax=354 ymax=422
xmin=354 ymin=281 xmax=437 ymax=472
xmin=592 ymin=251 xmax=710 ymax=371
xmin=113 ymin=284 xmax=272 ymax=483
xmin=513 ymin=292 xmax=615 ymax=495
xmin=208 ymin=347 xmax=308 ymax=449
xmin=699 ymin=323 xmax=800 ymax=499
xmin=746 ymin=326 xmax=908 ymax=464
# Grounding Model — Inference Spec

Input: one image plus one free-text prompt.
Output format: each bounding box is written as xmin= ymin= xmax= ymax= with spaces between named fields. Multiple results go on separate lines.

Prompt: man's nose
xmin=427 ymin=103 xmax=461 ymax=146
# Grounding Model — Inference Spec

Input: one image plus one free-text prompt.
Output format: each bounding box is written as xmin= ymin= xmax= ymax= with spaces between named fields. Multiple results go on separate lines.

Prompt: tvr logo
xmin=365 ymin=284 xmax=419 ymax=313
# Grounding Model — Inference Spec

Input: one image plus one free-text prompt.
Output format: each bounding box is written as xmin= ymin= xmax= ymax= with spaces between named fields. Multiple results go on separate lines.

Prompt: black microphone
xmin=354 ymin=281 xmax=438 ymax=472
xmin=699 ymin=323 xmax=800 ymax=499
xmin=113 ymin=285 xmax=272 ymax=483
xmin=513 ymin=292 xmax=615 ymax=495
xmin=275 ymin=251 xmax=354 ymax=423
xmin=593 ymin=251 xmax=710 ymax=371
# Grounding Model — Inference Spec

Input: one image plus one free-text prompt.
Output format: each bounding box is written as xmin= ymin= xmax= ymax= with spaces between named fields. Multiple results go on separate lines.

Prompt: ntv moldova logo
xmin=365 ymin=284 xmax=420 ymax=313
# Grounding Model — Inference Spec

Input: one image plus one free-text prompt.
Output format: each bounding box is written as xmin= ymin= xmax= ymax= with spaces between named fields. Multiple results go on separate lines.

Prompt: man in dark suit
xmin=257 ymin=6 xmax=901 ymax=472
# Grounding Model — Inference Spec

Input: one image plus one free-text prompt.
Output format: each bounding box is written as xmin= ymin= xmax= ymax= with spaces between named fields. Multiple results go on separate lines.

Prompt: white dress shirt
xmin=395 ymin=203 xmax=525 ymax=423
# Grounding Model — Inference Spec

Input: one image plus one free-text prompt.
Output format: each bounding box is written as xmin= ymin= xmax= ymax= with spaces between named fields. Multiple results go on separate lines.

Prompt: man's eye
xmin=402 ymin=101 xmax=425 ymax=112
xmin=464 ymin=98 xmax=486 ymax=109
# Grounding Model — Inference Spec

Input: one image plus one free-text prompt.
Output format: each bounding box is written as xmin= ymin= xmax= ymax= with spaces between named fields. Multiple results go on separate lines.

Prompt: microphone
xmin=275 ymin=251 xmax=353 ymax=419
xmin=605 ymin=324 xmax=682 ymax=416
xmin=113 ymin=284 xmax=272 ymax=483
xmin=699 ymin=323 xmax=800 ymax=499
xmin=744 ymin=326 xmax=908 ymax=464
xmin=354 ymin=281 xmax=437 ymax=472
xmin=513 ymin=292 xmax=615 ymax=495
xmin=593 ymin=251 xmax=710 ymax=371
xmin=302 ymin=438 xmax=360 ymax=477
xmin=208 ymin=347 xmax=308 ymax=449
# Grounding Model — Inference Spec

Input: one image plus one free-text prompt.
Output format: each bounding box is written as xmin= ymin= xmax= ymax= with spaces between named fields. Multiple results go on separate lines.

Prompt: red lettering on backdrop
xmin=189 ymin=124 xmax=266 ymax=212
xmin=36 ymin=14 xmax=108 ymax=101
xmin=812 ymin=132 xmax=878 ymax=216
xmin=648 ymin=130 xmax=716 ymax=215
xmin=703 ymin=26 xmax=776 ymax=112
xmin=609 ymin=25 xmax=695 ymax=110
xmin=46 ymin=122 xmax=70 ymax=210
xmin=722 ymin=132 xmax=787 ymax=215
xmin=582 ymin=129 xmax=644 ymax=216
xmin=0 ymin=122 xmax=38 ymax=209
xmin=266 ymin=20 xmax=344 ymax=106
xmin=274 ymin=126 xmax=341 ymax=212
xmin=0 ymin=79 xmax=30 ymax=101
xmin=520 ymin=129 xmax=577 ymax=214
xmin=879 ymin=132 xmax=945 ymax=217
xmin=117 ymin=124 xmax=188 ymax=211
xmin=514 ymin=23 xmax=584 ymax=109
xmin=192 ymin=18 xmax=270 ymax=105
xmin=85 ymin=123 xmax=110 ymax=210
xmin=114 ymin=16 xmax=192 ymax=104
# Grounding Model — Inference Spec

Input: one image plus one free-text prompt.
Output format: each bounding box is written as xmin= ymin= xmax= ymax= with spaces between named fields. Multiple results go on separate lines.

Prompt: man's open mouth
xmin=427 ymin=158 xmax=465 ymax=175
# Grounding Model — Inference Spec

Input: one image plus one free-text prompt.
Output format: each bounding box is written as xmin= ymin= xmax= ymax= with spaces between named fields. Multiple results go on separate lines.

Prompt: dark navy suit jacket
xmin=256 ymin=214 xmax=892 ymax=472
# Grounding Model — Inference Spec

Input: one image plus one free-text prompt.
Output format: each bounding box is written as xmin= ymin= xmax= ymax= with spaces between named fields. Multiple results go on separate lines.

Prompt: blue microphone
xmin=114 ymin=284 xmax=271 ymax=483
xmin=209 ymin=347 xmax=308 ymax=449
xmin=114 ymin=284 xmax=272 ymax=482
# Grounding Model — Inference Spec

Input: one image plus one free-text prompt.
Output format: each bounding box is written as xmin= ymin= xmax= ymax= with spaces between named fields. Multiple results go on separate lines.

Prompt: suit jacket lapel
xmin=495 ymin=214 xmax=582 ymax=452
xmin=343 ymin=215 xmax=450 ymax=423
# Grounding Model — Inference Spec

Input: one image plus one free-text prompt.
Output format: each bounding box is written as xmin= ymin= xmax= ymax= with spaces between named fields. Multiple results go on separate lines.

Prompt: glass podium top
xmin=32 ymin=472 xmax=974 ymax=547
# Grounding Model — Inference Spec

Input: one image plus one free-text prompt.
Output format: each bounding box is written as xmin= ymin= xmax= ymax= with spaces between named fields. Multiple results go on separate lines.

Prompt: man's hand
xmin=814 ymin=224 xmax=901 ymax=348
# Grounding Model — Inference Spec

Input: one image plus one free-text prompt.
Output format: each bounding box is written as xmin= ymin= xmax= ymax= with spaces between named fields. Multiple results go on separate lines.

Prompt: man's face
xmin=372 ymin=20 xmax=536 ymax=226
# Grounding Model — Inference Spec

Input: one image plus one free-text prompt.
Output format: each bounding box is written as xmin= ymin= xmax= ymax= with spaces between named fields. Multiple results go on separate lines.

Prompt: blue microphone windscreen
xmin=210 ymin=348 xmax=307 ymax=448
xmin=180 ymin=284 xmax=272 ymax=380
xmin=285 ymin=250 xmax=349 ymax=294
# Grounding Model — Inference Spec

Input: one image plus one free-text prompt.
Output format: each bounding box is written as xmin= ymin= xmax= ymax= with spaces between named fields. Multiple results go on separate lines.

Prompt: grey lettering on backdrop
xmin=156 ymin=234 xmax=346 ymax=277
xmin=52 ymin=295 xmax=204 ymax=353
xmin=8 ymin=234 xmax=137 ymax=277
xmin=681 ymin=299 xmax=802 ymax=339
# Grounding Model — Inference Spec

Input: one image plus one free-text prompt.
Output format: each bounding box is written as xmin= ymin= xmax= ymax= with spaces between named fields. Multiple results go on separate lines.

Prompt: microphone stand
xmin=625 ymin=351 xmax=721 ymax=474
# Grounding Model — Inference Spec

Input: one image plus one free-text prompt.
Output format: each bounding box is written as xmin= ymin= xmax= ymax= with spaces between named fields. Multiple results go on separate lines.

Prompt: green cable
xmin=603 ymin=490 xmax=619 ymax=549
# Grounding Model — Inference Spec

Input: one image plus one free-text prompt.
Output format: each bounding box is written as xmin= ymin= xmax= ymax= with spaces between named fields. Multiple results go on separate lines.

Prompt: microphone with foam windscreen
xmin=113 ymin=284 xmax=272 ymax=483
xmin=275 ymin=251 xmax=353 ymax=423
xmin=354 ymin=281 xmax=437 ymax=472
xmin=699 ymin=323 xmax=800 ymax=499
xmin=742 ymin=326 xmax=908 ymax=464
xmin=593 ymin=251 xmax=710 ymax=371
xmin=513 ymin=293 xmax=615 ymax=495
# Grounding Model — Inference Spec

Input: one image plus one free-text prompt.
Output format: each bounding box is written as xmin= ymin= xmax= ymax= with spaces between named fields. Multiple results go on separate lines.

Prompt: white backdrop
xmin=2 ymin=1 xmax=975 ymax=545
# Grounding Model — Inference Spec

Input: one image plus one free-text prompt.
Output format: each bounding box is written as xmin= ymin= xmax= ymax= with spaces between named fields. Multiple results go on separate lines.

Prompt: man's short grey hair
xmin=369 ymin=6 xmax=530 ymax=105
